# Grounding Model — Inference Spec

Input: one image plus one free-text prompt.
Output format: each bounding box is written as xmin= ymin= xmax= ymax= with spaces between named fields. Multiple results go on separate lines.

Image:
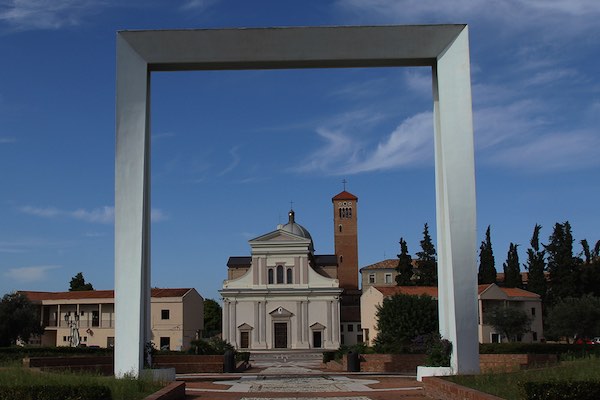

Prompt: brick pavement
xmin=181 ymin=355 xmax=427 ymax=400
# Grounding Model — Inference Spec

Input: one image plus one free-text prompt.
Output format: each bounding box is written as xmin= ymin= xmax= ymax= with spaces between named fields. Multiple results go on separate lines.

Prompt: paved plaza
xmin=182 ymin=352 xmax=426 ymax=400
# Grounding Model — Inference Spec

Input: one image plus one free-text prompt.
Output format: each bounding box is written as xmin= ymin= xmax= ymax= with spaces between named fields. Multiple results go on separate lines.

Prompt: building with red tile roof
xmin=361 ymin=283 xmax=543 ymax=345
xmin=20 ymin=288 xmax=203 ymax=350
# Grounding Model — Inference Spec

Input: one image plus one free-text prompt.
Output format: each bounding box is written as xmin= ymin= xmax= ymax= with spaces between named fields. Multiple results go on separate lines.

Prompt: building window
xmin=357 ymin=334 xmax=363 ymax=343
xmin=368 ymin=274 xmax=375 ymax=284
xmin=358 ymin=324 xmax=361 ymax=331
xmin=92 ymin=310 xmax=99 ymax=327
xmin=63 ymin=336 xmax=67 ymax=342
xmin=348 ymin=324 xmax=354 ymax=332
xmin=161 ymin=309 xmax=170 ymax=320
xmin=532 ymin=331 xmax=538 ymax=341
xmin=268 ymin=268 xmax=274 ymax=284
xmin=339 ymin=224 xmax=342 ymax=233
xmin=160 ymin=337 xmax=170 ymax=350
xmin=341 ymin=334 xmax=345 ymax=345
xmin=286 ymin=268 xmax=293 ymax=284
xmin=276 ymin=265 xmax=284 ymax=284
xmin=531 ymin=307 xmax=536 ymax=316
xmin=240 ymin=331 xmax=250 ymax=349
xmin=384 ymin=273 xmax=392 ymax=284
xmin=340 ymin=255 xmax=343 ymax=263
xmin=340 ymin=324 xmax=344 ymax=332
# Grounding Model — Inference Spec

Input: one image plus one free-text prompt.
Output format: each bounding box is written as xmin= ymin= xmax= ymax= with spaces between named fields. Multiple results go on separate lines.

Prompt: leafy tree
xmin=69 ymin=272 xmax=94 ymax=291
xmin=203 ymin=298 xmax=222 ymax=338
xmin=373 ymin=293 xmax=438 ymax=353
xmin=545 ymin=221 xmax=580 ymax=304
xmin=579 ymin=239 xmax=600 ymax=297
xmin=415 ymin=223 xmax=437 ymax=286
xmin=395 ymin=238 xmax=414 ymax=286
xmin=545 ymin=295 xmax=600 ymax=341
xmin=525 ymin=224 xmax=547 ymax=299
xmin=503 ymin=243 xmax=522 ymax=288
xmin=484 ymin=305 xmax=531 ymax=342
xmin=0 ymin=292 xmax=44 ymax=346
xmin=478 ymin=226 xmax=497 ymax=284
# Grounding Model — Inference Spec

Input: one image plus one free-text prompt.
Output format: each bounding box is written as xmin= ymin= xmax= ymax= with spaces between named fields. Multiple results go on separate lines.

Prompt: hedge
xmin=0 ymin=384 xmax=111 ymax=400
xmin=523 ymin=381 xmax=600 ymax=400
xmin=479 ymin=343 xmax=600 ymax=359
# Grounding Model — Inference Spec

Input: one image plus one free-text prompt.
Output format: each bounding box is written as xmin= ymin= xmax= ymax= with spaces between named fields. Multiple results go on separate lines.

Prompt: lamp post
xmin=64 ymin=313 xmax=81 ymax=347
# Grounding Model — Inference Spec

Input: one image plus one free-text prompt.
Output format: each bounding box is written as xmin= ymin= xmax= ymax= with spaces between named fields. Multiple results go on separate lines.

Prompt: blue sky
xmin=1 ymin=0 xmax=598 ymax=302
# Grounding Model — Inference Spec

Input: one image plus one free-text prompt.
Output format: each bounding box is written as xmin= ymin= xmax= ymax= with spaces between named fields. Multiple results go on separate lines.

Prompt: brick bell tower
xmin=332 ymin=185 xmax=359 ymax=290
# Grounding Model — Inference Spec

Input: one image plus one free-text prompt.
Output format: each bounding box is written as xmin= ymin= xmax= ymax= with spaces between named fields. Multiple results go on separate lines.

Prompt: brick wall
xmin=422 ymin=377 xmax=504 ymax=400
xmin=322 ymin=353 xmax=557 ymax=373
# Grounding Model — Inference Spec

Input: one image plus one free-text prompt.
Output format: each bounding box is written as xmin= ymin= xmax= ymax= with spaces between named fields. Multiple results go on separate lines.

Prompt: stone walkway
xmin=182 ymin=352 xmax=426 ymax=400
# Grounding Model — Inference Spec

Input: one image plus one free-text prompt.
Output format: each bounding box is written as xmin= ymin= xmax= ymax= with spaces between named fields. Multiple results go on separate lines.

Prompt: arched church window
xmin=339 ymin=208 xmax=342 ymax=218
xmin=338 ymin=224 xmax=342 ymax=233
xmin=276 ymin=265 xmax=284 ymax=284
xmin=268 ymin=268 xmax=274 ymax=284
xmin=340 ymin=255 xmax=343 ymax=263
xmin=286 ymin=268 xmax=293 ymax=284
xmin=348 ymin=207 xmax=352 ymax=218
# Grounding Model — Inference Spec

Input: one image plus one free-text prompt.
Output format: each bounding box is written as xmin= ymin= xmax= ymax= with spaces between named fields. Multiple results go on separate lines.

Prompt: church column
xmin=326 ymin=301 xmax=332 ymax=343
xmin=254 ymin=302 xmax=259 ymax=346
xmin=223 ymin=300 xmax=229 ymax=343
xmin=303 ymin=301 xmax=309 ymax=343
xmin=260 ymin=301 xmax=267 ymax=345
xmin=230 ymin=300 xmax=237 ymax=347
xmin=332 ymin=299 xmax=339 ymax=343
xmin=296 ymin=301 xmax=302 ymax=345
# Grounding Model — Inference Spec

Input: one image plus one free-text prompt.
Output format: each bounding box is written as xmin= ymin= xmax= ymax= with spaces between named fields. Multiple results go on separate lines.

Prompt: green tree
xmin=0 ymin=292 xmax=44 ymax=346
xmin=69 ymin=272 xmax=94 ymax=291
xmin=525 ymin=224 xmax=547 ymax=299
xmin=373 ymin=293 xmax=438 ymax=353
xmin=395 ymin=238 xmax=414 ymax=286
xmin=545 ymin=221 xmax=580 ymax=304
xmin=579 ymin=239 xmax=600 ymax=297
xmin=478 ymin=226 xmax=497 ymax=284
xmin=545 ymin=295 xmax=600 ymax=341
xmin=203 ymin=298 xmax=222 ymax=338
xmin=503 ymin=243 xmax=522 ymax=288
xmin=415 ymin=223 xmax=437 ymax=286
xmin=484 ymin=306 xmax=532 ymax=342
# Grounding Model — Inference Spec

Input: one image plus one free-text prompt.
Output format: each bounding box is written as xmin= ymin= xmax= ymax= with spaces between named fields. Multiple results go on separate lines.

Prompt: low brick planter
xmin=143 ymin=381 xmax=185 ymax=400
xmin=24 ymin=356 xmax=113 ymax=375
xmin=422 ymin=377 xmax=504 ymax=400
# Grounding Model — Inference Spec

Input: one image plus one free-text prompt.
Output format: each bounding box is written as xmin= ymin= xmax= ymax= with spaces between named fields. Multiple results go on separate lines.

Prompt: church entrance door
xmin=313 ymin=331 xmax=322 ymax=348
xmin=274 ymin=323 xmax=288 ymax=348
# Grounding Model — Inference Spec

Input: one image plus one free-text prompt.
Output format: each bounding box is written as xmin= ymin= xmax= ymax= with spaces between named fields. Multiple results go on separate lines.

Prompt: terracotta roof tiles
xmin=20 ymin=288 xmax=192 ymax=302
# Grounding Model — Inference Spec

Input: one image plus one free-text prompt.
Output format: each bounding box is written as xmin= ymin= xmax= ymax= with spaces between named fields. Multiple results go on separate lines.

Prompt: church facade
xmin=220 ymin=190 xmax=359 ymax=350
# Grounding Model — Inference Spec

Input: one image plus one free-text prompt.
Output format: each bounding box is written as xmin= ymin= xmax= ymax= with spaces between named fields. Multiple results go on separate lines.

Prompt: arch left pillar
xmin=115 ymin=34 xmax=151 ymax=378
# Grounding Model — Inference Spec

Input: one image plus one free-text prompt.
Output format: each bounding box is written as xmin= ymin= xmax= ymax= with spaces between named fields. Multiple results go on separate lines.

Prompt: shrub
xmin=523 ymin=381 xmax=600 ymax=400
xmin=0 ymin=384 xmax=111 ymax=400
xmin=235 ymin=352 xmax=250 ymax=363
xmin=188 ymin=337 xmax=233 ymax=355
xmin=322 ymin=351 xmax=335 ymax=363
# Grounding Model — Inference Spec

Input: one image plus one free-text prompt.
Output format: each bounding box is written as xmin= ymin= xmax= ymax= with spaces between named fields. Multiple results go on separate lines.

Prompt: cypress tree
xmin=478 ymin=226 xmax=497 ymax=284
xmin=415 ymin=223 xmax=437 ymax=286
xmin=525 ymin=224 xmax=547 ymax=299
xmin=503 ymin=243 xmax=522 ymax=288
xmin=395 ymin=238 xmax=414 ymax=286
xmin=545 ymin=221 xmax=580 ymax=304
xmin=579 ymin=239 xmax=600 ymax=297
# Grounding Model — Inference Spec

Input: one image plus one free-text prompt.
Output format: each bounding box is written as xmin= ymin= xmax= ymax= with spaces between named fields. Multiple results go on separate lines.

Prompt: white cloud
xmin=4 ymin=265 xmax=61 ymax=283
xmin=19 ymin=205 xmax=168 ymax=223
xmin=180 ymin=0 xmax=219 ymax=12
xmin=404 ymin=69 xmax=431 ymax=97
xmin=295 ymin=111 xmax=433 ymax=175
xmin=0 ymin=137 xmax=16 ymax=144
xmin=218 ymin=146 xmax=241 ymax=176
xmin=71 ymin=206 xmax=114 ymax=224
xmin=0 ymin=0 xmax=105 ymax=32
xmin=485 ymin=129 xmax=600 ymax=171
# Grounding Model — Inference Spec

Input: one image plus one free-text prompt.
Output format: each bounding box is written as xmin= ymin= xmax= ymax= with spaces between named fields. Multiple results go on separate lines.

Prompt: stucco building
xmin=21 ymin=288 xmax=203 ymax=351
xmin=220 ymin=190 xmax=362 ymax=350
xmin=361 ymin=284 xmax=543 ymax=345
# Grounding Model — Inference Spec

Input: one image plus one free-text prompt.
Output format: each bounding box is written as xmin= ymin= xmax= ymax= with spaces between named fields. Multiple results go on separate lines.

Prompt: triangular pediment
xmin=250 ymin=229 xmax=310 ymax=244
xmin=310 ymin=322 xmax=326 ymax=330
xmin=269 ymin=306 xmax=294 ymax=318
xmin=238 ymin=323 xmax=253 ymax=330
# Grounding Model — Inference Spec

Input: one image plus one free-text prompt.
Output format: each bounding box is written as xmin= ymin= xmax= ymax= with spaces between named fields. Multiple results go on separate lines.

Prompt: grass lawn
xmin=447 ymin=357 xmax=600 ymax=399
xmin=0 ymin=367 xmax=164 ymax=400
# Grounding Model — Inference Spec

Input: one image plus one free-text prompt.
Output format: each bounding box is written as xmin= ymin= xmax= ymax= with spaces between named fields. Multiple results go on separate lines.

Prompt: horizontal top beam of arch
xmin=117 ymin=24 xmax=466 ymax=71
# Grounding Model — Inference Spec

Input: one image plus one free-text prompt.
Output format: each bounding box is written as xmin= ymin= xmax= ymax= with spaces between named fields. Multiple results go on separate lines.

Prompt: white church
xmin=220 ymin=190 xmax=361 ymax=350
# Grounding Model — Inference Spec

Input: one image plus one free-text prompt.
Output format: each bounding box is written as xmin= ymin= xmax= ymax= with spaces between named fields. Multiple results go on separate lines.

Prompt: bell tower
xmin=332 ymin=184 xmax=358 ymax=290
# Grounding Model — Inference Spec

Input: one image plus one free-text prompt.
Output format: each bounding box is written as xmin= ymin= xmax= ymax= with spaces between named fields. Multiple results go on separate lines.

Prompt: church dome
xmin=281 ymin=210 xmax=313 ymax=241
